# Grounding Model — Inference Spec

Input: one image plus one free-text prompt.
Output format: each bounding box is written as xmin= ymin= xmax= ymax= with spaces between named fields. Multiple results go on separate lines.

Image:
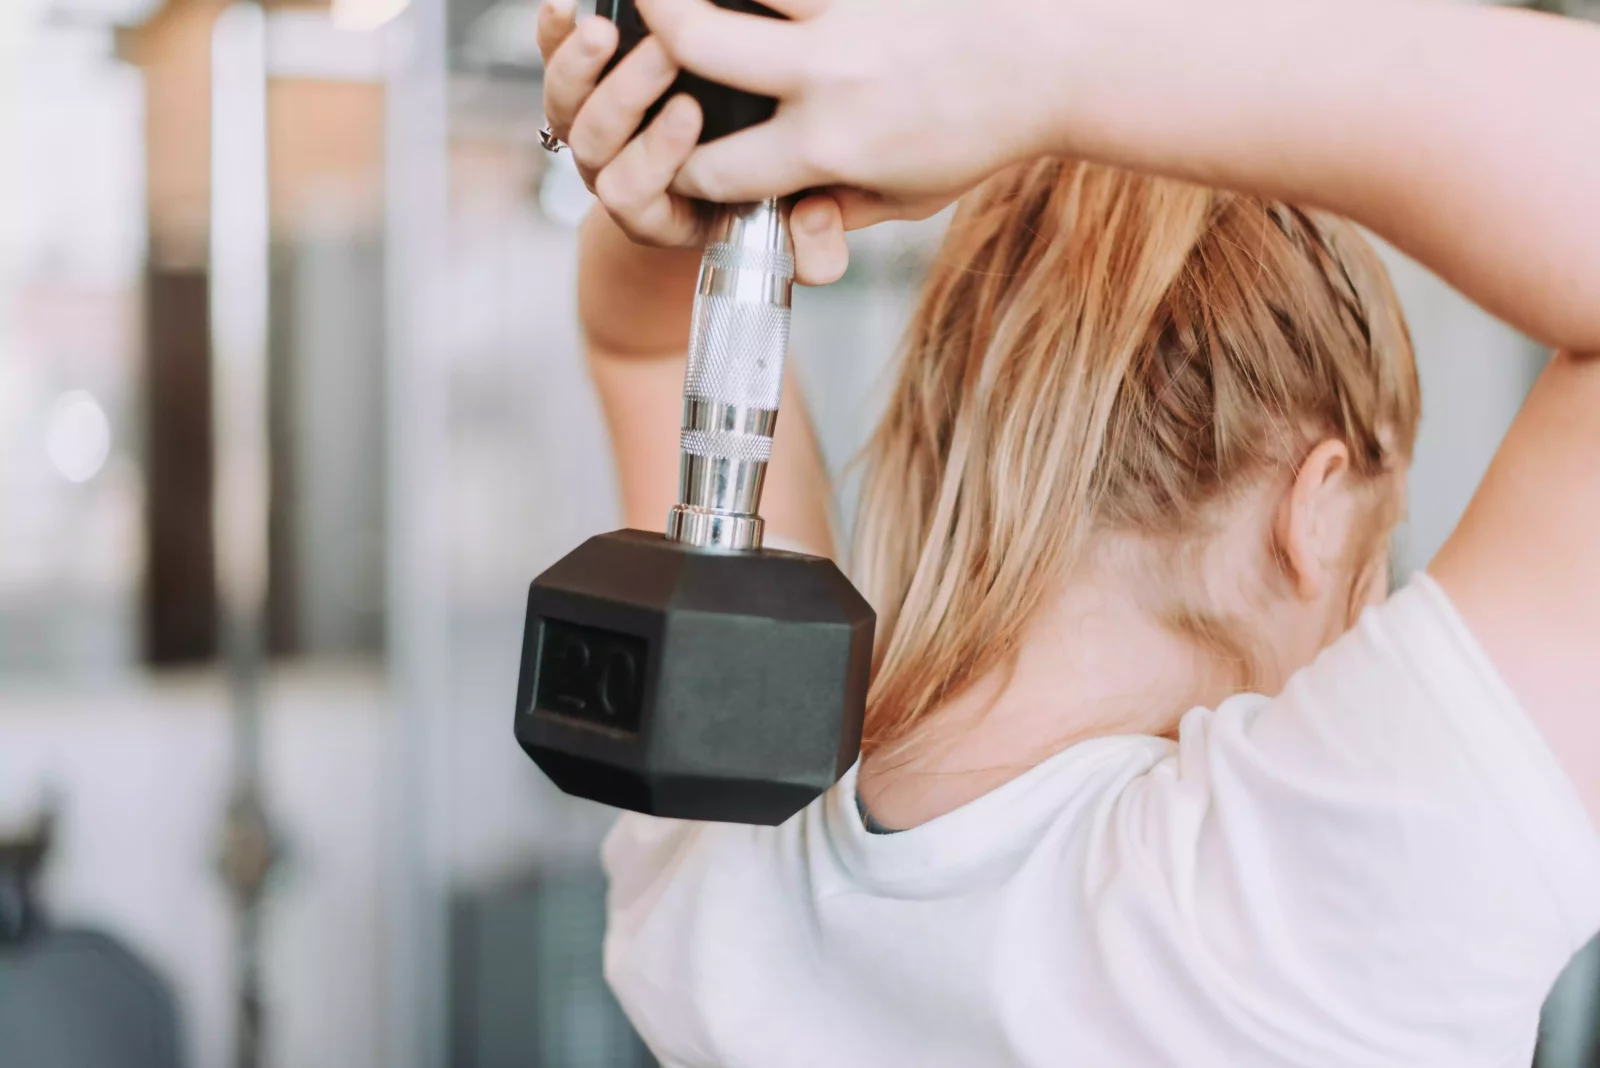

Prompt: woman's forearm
xmin=577 ymin=207 xmax=703 ymax=356
xmin=1047 ymin=0 xmax=1600 ymax=352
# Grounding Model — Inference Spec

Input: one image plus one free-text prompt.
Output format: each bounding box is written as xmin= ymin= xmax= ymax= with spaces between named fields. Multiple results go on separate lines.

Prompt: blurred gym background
xmin=0 ymin=0 xmax=1595 ymax=1065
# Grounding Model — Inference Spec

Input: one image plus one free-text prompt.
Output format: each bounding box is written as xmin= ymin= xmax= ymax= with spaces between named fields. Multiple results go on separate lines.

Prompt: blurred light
xmin=44 ymin=390 xmax=111 ymax=483
xmin=331 ymin=0 xmax=410 ymax=31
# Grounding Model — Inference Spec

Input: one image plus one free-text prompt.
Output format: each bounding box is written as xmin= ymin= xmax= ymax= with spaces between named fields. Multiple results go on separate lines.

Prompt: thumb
xmin=790 ymin=194 xmax=849 ymax=286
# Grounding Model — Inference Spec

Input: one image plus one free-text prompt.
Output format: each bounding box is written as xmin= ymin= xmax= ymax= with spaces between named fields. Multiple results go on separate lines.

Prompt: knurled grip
xmin=681 ymin=244 xmax=793 ymax=412
xmin=680 ymin=426 xmax=775 ymax=463
xmin=683 ymin=290 xmax=791 ymax=414
xmin=666 ymin=200 xmax=795 ymax=551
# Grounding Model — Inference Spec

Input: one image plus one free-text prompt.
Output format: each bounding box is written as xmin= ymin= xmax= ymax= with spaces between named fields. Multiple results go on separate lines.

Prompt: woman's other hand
xmin=636 ymin=0 xmax=1055 ymax=231
xmin=537 ymin=0 xmax=850 ymax=284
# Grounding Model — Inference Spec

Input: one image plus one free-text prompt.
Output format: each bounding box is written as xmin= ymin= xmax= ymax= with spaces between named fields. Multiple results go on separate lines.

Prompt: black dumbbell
xmin=518 ymin=60 xmax=875 ymax=823
xmin=515 ymin=197 xmax=874 ymax=825
xmin=595 ymin=0 xmax=783 ymax=144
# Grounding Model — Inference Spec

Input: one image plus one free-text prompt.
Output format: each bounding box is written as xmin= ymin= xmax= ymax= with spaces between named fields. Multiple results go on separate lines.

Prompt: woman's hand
xmin=537 ymin=0 xmax=851 ymax=284
xmin=634 ymin=0 xmax=1062 ymax=230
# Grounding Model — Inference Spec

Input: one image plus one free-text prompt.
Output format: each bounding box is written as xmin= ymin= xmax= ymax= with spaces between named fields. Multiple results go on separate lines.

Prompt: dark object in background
xmin=451 ymin=869 xmax=655 ymax=1068
xmin=0 ymin=811 xmax=50 ymax=944
xmin=597 ymin=0 xmax=783 ymax=143
xmin=0 ymin=812 xmax=185 ymax=1068
xmin=1535 ymin=933 xmax=1600 ymax=1068
xmin=143 ymin=267 xmax=218 ymax=665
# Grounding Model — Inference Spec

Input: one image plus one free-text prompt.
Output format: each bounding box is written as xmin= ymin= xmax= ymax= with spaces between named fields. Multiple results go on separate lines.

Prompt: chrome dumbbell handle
xmin=665 ymin=199 xmax=794 ymax=551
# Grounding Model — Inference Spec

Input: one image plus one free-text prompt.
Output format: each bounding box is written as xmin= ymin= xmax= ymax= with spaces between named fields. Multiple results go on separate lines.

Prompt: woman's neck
xmin=857 ymin=551 xmax=1245 ymax=831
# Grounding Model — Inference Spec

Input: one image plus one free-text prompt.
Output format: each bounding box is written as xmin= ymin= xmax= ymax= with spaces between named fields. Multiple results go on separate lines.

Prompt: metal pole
xmin=383 ymin=0 xmax=452 ymax=1065
xmin=209 ymin=5 xmax=280 ymax=1068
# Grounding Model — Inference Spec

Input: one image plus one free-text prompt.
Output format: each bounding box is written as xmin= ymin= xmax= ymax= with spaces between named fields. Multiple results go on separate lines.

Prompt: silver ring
xmin=539 ymin=124 xmax=566 ymax=154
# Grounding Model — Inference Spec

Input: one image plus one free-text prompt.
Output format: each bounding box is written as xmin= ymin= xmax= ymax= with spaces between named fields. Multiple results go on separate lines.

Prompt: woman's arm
xmin=1050 ymin=0 xmax=1600 ymax=355
xmin=644 ymin=0 xmax=1600 ymax=351
xmin=640 ymin=0 xmax=1600 ymax=350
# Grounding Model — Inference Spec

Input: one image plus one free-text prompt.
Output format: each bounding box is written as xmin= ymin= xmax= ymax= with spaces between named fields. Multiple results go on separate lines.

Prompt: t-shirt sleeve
xmin=1099 ymin=575 xmax=1600 ymax=1065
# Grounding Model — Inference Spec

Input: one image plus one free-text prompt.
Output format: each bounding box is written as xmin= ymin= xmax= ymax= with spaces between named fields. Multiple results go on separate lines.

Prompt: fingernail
xmin=580 ymin=17 xmax=612 ymax=52
xmin=665 ymin=96 xmax=697 ymax=134
xmin=543 ymin=0 xmax=575 ymax=16
xmin=798 ymin=203 xmax=833 ymax=236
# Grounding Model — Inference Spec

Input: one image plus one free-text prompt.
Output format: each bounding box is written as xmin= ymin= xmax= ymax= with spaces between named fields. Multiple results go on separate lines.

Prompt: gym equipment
xmin=0 ymin=809 xmax=184 ymax=1068
xmin=209 ymin=9 xmax=283 ymax=1067
xmin=516 ymin=6 xmax=875 ymax=824
xmin=515 ymin=198 xmax=874 ymax=826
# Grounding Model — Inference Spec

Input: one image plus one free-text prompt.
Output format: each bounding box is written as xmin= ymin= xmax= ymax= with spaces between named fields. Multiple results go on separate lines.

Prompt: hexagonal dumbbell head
xmin=514 ymin=529 xmax=875 ymax=825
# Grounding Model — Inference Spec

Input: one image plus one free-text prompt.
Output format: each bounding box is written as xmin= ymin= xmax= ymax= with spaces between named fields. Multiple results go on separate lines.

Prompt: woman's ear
xmin=1275 ymin=439 xmax=1354 ymax=601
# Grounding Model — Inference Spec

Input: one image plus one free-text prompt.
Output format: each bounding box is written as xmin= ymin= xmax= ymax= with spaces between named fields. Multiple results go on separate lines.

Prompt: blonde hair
xmin=853 ymin=159 xmax=1420 ymax=756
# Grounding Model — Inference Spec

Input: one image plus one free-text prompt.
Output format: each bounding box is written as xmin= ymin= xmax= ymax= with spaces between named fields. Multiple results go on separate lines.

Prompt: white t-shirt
xmin=602 ymin=576 xmax=1600 ymax=1067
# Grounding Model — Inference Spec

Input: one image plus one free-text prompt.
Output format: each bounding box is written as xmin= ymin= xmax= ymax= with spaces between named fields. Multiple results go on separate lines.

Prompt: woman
xmin=537 ymin=0 xmax=1600 ymax=1063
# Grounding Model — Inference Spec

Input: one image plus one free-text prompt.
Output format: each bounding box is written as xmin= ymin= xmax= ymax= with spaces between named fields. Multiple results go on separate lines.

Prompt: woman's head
xmin=855 ymin=159 xmax=1419 ymax=756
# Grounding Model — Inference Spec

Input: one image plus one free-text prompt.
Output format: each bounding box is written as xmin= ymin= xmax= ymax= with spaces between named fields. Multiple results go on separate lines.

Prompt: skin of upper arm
xmin=587 ymin=347 xmax=838 ymax=558
xmin=1428 ymin=349 xmax=1600 ymax=827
